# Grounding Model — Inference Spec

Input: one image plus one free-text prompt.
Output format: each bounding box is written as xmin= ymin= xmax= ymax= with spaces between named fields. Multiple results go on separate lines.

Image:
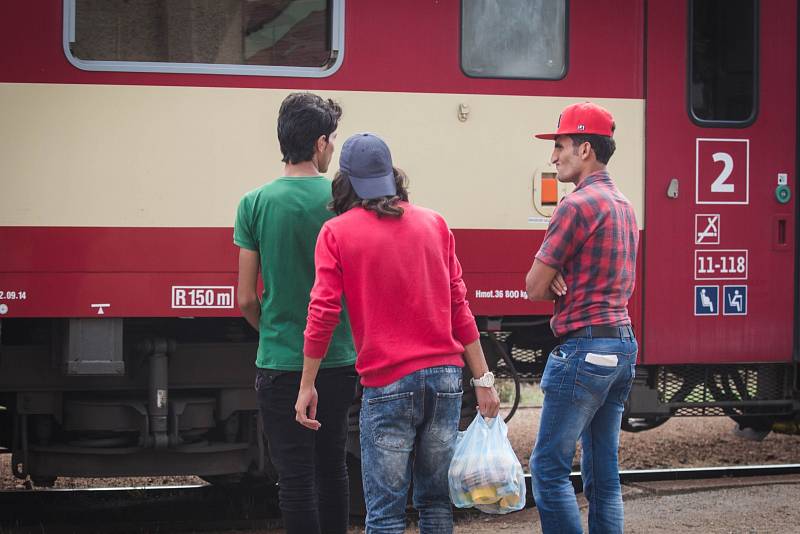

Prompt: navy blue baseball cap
xmin=339 ymin=133 xmax=397 ymax=199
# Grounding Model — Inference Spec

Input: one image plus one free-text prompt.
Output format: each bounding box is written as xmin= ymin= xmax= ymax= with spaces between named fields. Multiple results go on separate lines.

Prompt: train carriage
xmin=0 ymin=0 xmax=797 ymax=486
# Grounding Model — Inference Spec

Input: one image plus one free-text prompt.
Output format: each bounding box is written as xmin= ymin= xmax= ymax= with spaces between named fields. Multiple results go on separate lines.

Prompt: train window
xmin=62 ymin=0 xmax=344 ymax=77
xmin=689 ymin=0 xmax=758 ymax=125
xmin=461 ymin=0 xmax=567 ymax=79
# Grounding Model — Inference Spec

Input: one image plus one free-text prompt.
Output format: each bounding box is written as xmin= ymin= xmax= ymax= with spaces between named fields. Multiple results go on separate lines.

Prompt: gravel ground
xmin=3 ymin=408 xmax=799 ymax=533
xmin=442 ymin=480 xmax=800 ymax=534
xmin=0 ymin=459 xmax=205 ymax=490
xmin=505 ymin=407 xmax=800 ymax=471
xmin=622 ymin=483 xmax=800 ymax=533
xmin=2 ymin=408 xmax=799 ymax=489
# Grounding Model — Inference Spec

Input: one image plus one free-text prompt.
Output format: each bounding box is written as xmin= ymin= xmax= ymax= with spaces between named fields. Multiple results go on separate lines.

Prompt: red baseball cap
xmin=535 ymin=102 xmax=615 ymax=140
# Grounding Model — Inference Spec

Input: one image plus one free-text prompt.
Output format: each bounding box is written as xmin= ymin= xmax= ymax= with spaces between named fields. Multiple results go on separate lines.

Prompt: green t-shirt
xmin=234 ymin=176 xmax=356 ymax=370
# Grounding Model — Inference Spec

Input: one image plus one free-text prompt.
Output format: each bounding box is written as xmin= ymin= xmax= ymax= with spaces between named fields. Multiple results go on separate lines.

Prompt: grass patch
xmin=497 ymin=380 xmax=543 ymax=407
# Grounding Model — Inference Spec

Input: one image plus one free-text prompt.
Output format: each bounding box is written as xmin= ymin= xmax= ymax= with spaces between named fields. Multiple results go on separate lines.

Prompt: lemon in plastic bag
xmin=447 ymin=413 xmax=526 ymax=514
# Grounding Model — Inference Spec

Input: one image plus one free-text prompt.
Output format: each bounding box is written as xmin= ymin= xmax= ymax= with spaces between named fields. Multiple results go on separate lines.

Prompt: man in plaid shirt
xmin=525 ymin=102 xmax=638 ymax=534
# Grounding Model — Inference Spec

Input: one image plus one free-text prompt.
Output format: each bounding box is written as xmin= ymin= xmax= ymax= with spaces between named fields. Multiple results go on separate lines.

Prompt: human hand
xmin=295 ymin=385 xmax=321 ymax=430
xmin=550 ymin=272 xmax=567 ymax=297
xmin=475 ymin=385 xmax=501 ymax=418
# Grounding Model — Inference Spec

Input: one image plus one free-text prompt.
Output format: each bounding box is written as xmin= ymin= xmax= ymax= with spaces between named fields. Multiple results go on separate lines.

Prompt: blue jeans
xmin=359 ymin=365 xmax=463 ymax=534
xmin=531 ymin=335 xmax=637 ymax=534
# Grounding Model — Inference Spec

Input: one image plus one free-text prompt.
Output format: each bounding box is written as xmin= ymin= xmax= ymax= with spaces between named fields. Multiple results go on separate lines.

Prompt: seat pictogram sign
xmin=723 ymin=286 xmax=747 ymax=316
xmin=694 ymin=286 xmax=719 ymax=316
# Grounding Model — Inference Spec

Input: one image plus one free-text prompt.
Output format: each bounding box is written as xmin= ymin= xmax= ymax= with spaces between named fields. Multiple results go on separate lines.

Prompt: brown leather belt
xmin=562 ymin=325 xmax=634 ymax=341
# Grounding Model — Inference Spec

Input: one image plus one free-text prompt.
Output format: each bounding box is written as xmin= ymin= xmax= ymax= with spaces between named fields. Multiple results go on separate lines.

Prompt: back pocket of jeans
xmin=575 ymin=352 xmax=619 ymax=404
xmin=430 ymin=391 xmax=463 ymax=445
xmin=365 ymin=391 xmax=415 ymax=452
xmin=540 ymin=347 xmax=571 ymax=393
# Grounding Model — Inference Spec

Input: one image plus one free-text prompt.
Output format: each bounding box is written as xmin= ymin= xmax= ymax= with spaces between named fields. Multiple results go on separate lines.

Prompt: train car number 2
xmin=696 ymin=139 xmax=750 ymax=205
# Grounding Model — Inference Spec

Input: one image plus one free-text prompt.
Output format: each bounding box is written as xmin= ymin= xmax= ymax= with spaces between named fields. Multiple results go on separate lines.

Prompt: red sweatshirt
xmin=303 ymin=202 xmax=479 ymax=387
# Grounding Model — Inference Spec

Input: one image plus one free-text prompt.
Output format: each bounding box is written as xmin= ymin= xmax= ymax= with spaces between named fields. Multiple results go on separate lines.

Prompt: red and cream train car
xmin=0 ymin=1 xmax=797 ymax=484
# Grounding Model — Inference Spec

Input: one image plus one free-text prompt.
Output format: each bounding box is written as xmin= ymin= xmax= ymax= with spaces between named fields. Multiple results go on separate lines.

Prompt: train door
xmin=643 ymin=0 xmax=797 ymax=364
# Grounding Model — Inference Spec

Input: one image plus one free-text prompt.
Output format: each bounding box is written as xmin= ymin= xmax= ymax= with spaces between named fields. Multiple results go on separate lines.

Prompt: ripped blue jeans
xmin=531 ymin=335 xmax=637 ymax=534
xmin=359 ymin=365 xmax=463 ymax=534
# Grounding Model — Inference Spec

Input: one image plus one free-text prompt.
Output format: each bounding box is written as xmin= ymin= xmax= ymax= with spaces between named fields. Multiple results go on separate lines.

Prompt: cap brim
xmin=534 ymin=133 xmax=558 ymax=140
xmin=348 ymin=173 xmax=397 ymax=200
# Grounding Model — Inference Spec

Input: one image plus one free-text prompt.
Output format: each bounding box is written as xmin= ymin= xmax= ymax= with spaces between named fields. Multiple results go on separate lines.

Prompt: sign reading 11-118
xmin=694 ymin=250 xmax=748 ymax=280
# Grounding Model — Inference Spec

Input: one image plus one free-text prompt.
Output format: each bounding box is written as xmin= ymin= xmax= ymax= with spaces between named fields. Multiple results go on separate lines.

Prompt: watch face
xmin=477 ymin=372 xmax=494 ymax=387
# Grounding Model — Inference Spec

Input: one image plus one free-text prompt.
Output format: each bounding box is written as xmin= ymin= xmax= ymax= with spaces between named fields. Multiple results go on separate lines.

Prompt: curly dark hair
xmin=330 ymin=167 xmax=410 ymax=217
xmin=277 ymin=93 xmax=342 ymax=164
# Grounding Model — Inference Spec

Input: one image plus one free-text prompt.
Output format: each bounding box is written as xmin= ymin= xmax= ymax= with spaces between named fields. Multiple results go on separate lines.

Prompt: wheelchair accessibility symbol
xmin=723 ymin=286 xmax=747 ymax=315
xmin=694 ymin=285 xmax=719 ymax=316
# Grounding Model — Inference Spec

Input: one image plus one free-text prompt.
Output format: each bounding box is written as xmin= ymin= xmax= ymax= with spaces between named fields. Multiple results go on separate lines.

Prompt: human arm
xmin=296 ymin=227 xmax=345 ymax=430
xmin=295 ymin=356 xmax=323 ymax=430
xmin=234 ymin=195 xmax=261 ymax=330
xmin=444 ymin=229 xmax=500 ymax=417
xmin=525 ymin=259 xmax=560 ymax=301
xmin=237 ymin=248 xmax=261 ymax=330
xmin=526 ymin=200 xmax=581 ymax=301
xmin=446 ymin=230 xmax=484 ymax=343
xmin=303 ymin=226 xmax=345 ymax=358
xmin=462 ymin=339 xmax=500 ymax=418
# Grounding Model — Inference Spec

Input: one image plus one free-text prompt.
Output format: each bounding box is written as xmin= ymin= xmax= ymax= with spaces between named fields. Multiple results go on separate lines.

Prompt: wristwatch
xmin=470 ymin=371 xmax=495 ymax=388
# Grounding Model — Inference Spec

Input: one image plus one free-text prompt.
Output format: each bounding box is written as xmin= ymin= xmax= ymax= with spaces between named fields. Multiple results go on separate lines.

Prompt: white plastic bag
xmin=448 ymin=413 xmax=526 ymax=514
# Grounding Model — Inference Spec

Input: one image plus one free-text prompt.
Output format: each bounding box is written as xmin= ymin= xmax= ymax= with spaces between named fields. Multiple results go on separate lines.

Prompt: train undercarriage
xmin=1 ymin=316 xmax=798 ymax=487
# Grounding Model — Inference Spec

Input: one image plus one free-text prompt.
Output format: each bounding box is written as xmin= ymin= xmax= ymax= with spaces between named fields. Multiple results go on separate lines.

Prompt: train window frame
xmin=686 ymin=0 xmax=759 ymax=128
xmin=459 ymin=0 xmax=569 ymax=81
xmin=61 ymin=0 xmax=345 ymax=78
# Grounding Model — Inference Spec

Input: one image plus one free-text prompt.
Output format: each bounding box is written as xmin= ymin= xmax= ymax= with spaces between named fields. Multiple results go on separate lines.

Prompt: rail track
xmin=559 ymin=463 xmax=800 ymax=496
xmin=2 ymin=464 xmax=799 ymax=532
xmin=0 ymin=482 xmax=283 ymax=532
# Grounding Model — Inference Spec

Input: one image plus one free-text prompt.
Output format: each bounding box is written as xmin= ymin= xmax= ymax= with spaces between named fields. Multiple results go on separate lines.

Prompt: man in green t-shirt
xmin=234 ymin=93 xmax=356 ymax=534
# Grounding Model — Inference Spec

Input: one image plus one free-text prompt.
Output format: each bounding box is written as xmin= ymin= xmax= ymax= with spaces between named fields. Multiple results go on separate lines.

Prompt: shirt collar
xmin=574 ymin=170 xmax=611 ymax=192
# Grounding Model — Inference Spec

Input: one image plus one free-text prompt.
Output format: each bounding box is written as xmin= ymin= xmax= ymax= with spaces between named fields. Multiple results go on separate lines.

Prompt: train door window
xmin=689 ymin=0 xmax=758 ymax=125
xmin=461 ymin=0 xmax=567 ymax=79
xmin=63 ymin=0 xmax=344 ymax=77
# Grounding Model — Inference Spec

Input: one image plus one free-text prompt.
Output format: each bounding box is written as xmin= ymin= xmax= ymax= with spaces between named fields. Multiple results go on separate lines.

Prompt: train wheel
xmin=31 ymin=476 xmax=56 ymax=487
xmin=731 ymin=415 xmax=775 ymax=441
xmin=621 ymin=416 xmax=670 ymax=432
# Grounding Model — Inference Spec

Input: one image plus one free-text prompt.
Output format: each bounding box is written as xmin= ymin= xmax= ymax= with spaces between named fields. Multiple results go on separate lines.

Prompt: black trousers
xmin=256 ymin=365 xmax=358 ymax=534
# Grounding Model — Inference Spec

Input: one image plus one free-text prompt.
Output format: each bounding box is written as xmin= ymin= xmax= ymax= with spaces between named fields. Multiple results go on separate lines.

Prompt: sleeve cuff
xmin=453 ymin=321 xmax=480 ymax=347
xmin=303 ymin=338 xmax=331 ymax=359
xmin=534 ymin=251 xmax=559 ymax=269
xmin=234 ymin=239 xmax=258 ymax=251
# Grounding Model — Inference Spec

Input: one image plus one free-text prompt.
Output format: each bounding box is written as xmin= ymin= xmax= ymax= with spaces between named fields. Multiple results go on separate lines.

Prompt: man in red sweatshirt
xmin=295 ymin=132 xmax=500 ymax=534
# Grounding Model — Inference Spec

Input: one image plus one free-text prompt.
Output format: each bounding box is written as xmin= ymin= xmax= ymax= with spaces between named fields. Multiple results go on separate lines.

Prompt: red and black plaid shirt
xmin=535 ymin=171 xmax=638 ymax=337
